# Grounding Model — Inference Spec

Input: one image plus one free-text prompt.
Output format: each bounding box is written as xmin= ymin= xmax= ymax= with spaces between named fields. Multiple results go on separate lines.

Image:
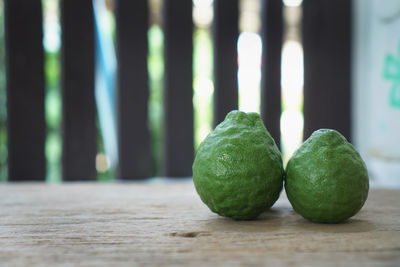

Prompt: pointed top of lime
xmin=193 ymin=110 xmax=284 ymax=220
xmin=285 ymin=129 xmax=369 ymax=223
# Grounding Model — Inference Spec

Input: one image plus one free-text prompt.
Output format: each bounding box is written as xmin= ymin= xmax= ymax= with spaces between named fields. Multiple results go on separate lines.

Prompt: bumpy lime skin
xmin=285 ymin=129 xmax=369 ymax=223
xmin=192 ymin=110 xmax=284 ymax=220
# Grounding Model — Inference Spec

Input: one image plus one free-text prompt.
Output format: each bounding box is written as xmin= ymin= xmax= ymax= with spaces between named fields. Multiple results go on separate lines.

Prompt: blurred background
xmin=0 ymin=0 xmax=399 ymax=186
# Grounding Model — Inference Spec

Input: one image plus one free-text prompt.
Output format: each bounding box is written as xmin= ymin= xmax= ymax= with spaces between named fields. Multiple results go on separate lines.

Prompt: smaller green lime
xmin=285 ymin=129 xmax=369 ymax=223
xmin=192 ymin=110 xmax=284 ymax=220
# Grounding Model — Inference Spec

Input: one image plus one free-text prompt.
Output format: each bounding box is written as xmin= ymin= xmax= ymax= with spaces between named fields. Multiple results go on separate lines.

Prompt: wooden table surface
xmin=0 ymin=181 xmax=399 ymax=266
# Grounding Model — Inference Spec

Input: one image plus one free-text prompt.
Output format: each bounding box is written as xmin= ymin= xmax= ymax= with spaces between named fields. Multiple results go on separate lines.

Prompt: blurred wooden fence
xmin=3 ymin=0 xmax=351 ymax=181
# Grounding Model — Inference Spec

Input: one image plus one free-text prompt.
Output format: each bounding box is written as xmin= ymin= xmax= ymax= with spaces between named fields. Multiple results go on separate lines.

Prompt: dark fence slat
xmin=260 ymin=0 xmax=283 ymax=146
xmin=162 ymin=0 xmax=193 ymax=177
xmin=303 ymin=0 xmax=352 ymax=141
xmin=61 ymin=0 xmax=97 ymax=181
xmin=115 ymin=0 xmax=151 ymax=179
xmin=213 ymin=0 xmax=239 ymax=126
xmin=5 ymin=0 xmax=45 ymax=181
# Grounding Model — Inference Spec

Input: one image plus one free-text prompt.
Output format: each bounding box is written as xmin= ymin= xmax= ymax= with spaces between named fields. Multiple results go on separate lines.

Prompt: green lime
xmin=192 ymin=110 xmax=284 ymax=220
xmin=285 ymin=129 xmax=369 ymax=223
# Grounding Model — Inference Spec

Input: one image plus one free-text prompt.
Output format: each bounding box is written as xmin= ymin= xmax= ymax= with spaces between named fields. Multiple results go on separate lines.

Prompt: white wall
xmin=352 ymin=0 xmax=400 ymax=187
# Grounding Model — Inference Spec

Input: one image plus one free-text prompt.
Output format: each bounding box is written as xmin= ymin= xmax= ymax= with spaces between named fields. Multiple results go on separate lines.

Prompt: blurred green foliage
xmin=44 ymin=51 xmax=62 ymax=183
xmin=148 ymin=25 xmax=164 ymax=176
xmin=193 ymin=28 xmax=214 ymax=150
xmin=0 ymin=2 xmax=7 ymax=182
xmin=96 ymin=118 xmax=113 ymax=182
xmin=0 ymin=3 xmax=215 ymax=181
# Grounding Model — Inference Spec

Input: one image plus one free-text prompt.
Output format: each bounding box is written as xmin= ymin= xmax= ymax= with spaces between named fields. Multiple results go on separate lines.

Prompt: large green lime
xmin=285 ymin=129 xmax=369 ymax=223
xmin=192 ymin=110 xmax=284 ymax=220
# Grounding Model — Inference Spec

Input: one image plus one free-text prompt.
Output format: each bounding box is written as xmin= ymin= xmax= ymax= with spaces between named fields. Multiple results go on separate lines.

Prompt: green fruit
xmin=192 ymin=110 xmax=284 ymax=220
xmin=285 ymin=129 xmax=369 ymax=223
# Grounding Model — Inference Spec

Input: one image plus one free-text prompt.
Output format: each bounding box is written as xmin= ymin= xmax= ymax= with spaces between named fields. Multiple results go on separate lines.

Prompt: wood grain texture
xmin=0 ymin=182 xmax=399 ymax=266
